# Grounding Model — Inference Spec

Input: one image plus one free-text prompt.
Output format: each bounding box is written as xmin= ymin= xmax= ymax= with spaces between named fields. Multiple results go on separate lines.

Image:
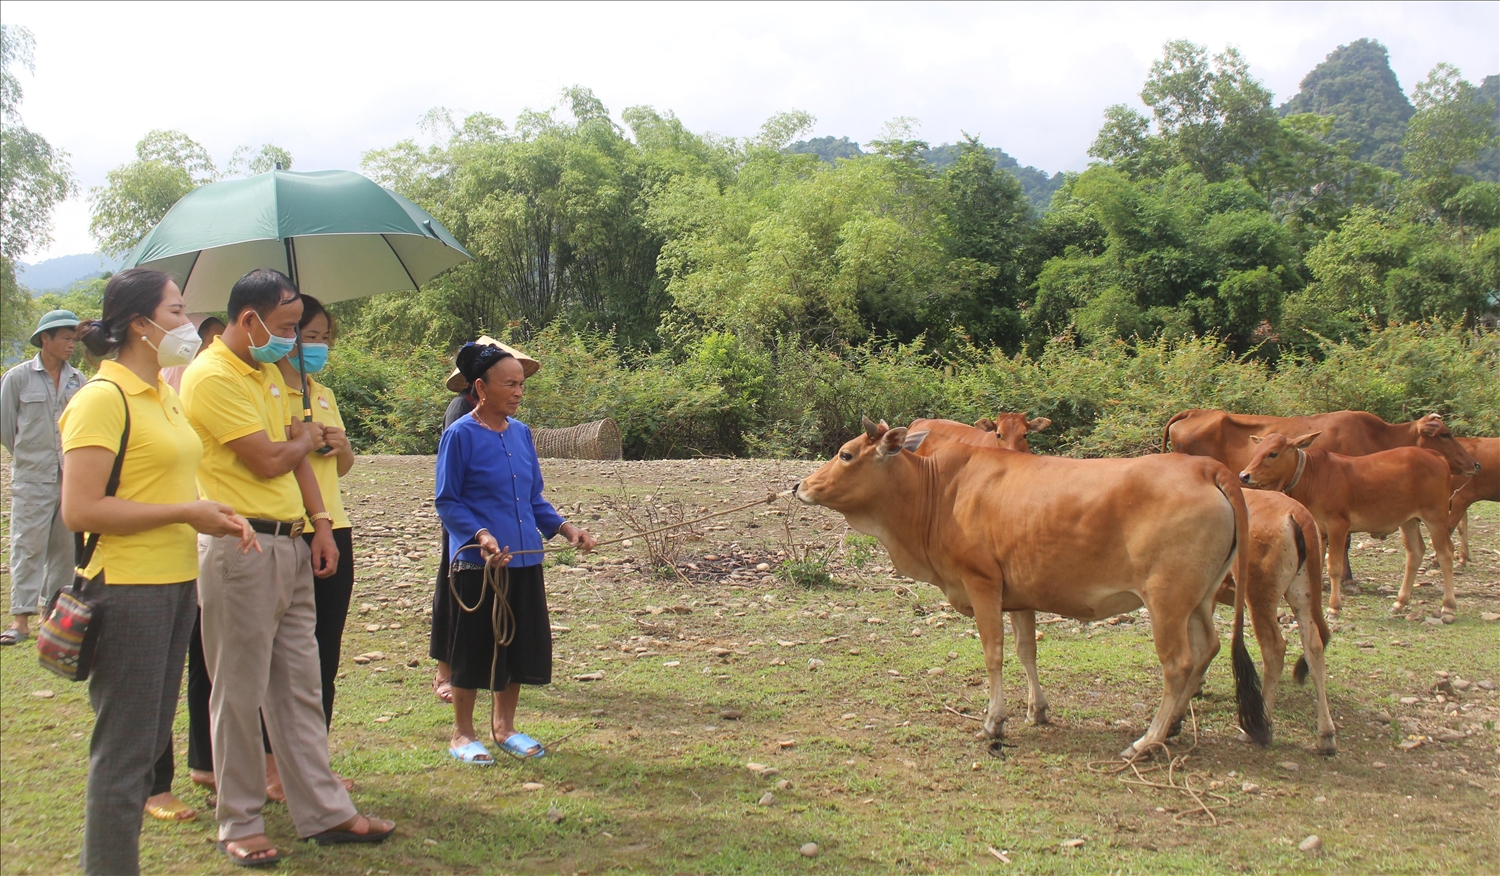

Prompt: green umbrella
xmin=125 ymin=168 xmax=471 ymax=311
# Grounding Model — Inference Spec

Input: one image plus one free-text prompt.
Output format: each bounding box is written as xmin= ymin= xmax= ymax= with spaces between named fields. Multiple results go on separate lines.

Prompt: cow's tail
xmin=1162 ymin=410 xmax=1191 ymax=453
xmin=1290 ymin=508 xmax=1331 ymax=686
xmin=1214 ymin=465 xmax=1270 ymax=746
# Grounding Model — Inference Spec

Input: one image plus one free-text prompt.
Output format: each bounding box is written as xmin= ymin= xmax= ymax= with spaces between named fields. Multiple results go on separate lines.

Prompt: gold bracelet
xmin=310 ymin=512 xmax=333 ymax=523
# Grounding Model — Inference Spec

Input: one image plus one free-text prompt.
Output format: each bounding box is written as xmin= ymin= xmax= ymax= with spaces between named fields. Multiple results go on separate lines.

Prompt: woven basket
xmin=532 ymin=418 xmax=623 ymax=460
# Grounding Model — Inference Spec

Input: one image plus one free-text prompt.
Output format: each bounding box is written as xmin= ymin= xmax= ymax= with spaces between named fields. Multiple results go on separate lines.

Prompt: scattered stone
xmin=800 ymin=843 xmax=819 ymax=858
xmin=840 ymin=713 xmax=859 ymax=721
xmin=423 ymin=838 xmax=438 ymax=846
xmin=522 ymin=782 xmax=544 ymax=792
xmin=758 ymin=792 xmax=774 ymax=806
xmin=866 ymin=617 xmax=886 ymax=625
xmin=776 ymin=779 xmax=791 ymax=790
xmin=1241 ymin=782 xmax=1260 ymax=793
xmin=621 ymin=540 xmax=634 ymax=548
xmin=546 ymin=806 xmax=564 ymax=824
xmin=353 ymin=655 xmax=371 ymax=665
xmin=1476 ymin=680 xmax=1496 ymax=691
xmin=32 ymin=690 xmax=54 ymax=699
xmin=406 ymin=658 xmax=420 ymax=667
xmin=1399 ymin=696 xmax=1419 ymax=705
xmin=756 ymin=563 xmax=771 ymax=572
xmin=1423 ymin=617 xmax=1444 ymax=626
xmin=1278 ymin=761 xmax=1299 ymax=771
xmin=1374 ymin=711 xmax=1393 ymax=724
xmin=590 ymin=709 xmax=606 ymax=717
xmin=667 ymin=605 xmax=692 ymax=615
xmin=708 ymin=647 xmax=733 ymax=658
xmin=926 ymin=667 xmax=945 ymax=676
xmin=778 ymin=739 xmax=795 ymax=748
xmin=663 ymin=660 xmax=681 ymax=667
xmin=1299 ymin=835 xmax=1322 ymax=854
xmin=374 ymin=716 xmax=391 ymax=723
xmin=807 ymin=658 xmax=825 ymax=670
xmin=1434 ymin=730 xmax=1465 ymax=742
xmin=573 ymin=671 xmax=605 ymax=681
xmin=1061 ymin=838 xmax=1085 ymax=849
xmin=1396 ymin=737 xmax=1424 ymax=751
xmin=1452 ymin=678 xmax=1471 ymax=691
xmin=746 ymin=762 xmax=770 ymax=774
xmin=720 ymin=708 xmax=743 ymax=720
xmin=947 ymin=651 xmax=958 ymax=660
xmin=1480 ymin=612 xmax=1500 ymax=622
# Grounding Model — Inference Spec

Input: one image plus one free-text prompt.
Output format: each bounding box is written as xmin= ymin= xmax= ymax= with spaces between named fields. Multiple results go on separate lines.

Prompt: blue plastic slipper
xmin=496 ymin=732 xmax=545 ymax=759
xmin=449 ymin=740 xmax=494 ymax=765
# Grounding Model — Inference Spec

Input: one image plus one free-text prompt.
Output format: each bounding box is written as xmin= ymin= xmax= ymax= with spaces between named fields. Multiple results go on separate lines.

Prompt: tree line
xmin=3 ymin=32 xmax=1497 ymax=456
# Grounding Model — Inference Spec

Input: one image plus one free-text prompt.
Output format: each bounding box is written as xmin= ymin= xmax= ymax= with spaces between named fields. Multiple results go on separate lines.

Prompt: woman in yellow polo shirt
xmin=270 ymin=295 xmax=356 ymax=734
xmin=60 ymin=268 xmax=258 ymax=876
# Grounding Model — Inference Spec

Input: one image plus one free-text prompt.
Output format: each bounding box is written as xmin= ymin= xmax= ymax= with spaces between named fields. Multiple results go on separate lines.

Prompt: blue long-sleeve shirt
xmin=435 ymin=414 xmax=565 ymax=567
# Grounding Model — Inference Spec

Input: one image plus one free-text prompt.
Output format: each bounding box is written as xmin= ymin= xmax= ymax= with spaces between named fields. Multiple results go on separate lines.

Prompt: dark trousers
xmin=81 ymin=580 xmax=197 ymax=876
xmin=169 ymin=527 xmax=355 ymax=776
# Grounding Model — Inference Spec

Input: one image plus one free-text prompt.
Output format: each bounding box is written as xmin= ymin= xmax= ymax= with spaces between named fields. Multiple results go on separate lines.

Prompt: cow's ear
xmin=862 ymin=416 xmax=886 ymax=440
xmin=975 ymin=418 xmax=996 ymax=432
xmin=1292 ymin=431 xmax=1321 ymax=448
xmin=877 ymin=426 xmax=908 ymax=457
xmin=903 ymin=430 xmax=929 ymax=453
xmin=1027 ymin=417 xmax=1052 ymax=432
xmin=1248 ymin=435 xmax=1263 ymax=444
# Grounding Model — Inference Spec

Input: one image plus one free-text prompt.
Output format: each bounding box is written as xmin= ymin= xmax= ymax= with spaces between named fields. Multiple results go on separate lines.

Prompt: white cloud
xmin=6 ymin=0 xmax=1496 ymax=261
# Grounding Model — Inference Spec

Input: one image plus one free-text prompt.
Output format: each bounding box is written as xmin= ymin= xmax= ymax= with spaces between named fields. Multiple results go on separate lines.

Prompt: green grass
xmin=3 ymin=455 xmax=1499 ymax=874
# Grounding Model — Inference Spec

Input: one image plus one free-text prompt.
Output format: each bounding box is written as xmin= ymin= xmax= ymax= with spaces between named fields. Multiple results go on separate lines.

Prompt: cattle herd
xmin=792 ymin=408 xmax=1495 ymax=762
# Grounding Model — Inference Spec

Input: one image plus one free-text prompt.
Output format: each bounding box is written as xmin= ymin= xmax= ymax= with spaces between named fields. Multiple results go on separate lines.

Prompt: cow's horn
xmin=862 ymin=416 xmax=882 ymax=439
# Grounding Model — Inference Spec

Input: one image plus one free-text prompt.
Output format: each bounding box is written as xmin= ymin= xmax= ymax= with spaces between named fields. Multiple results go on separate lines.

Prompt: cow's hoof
xmin=975 ymin=720 xmax=1005 ymax=741
xmin=1028 ymin=707 xmax=1049 ymax=726
xmin=1389 ymin=600 xmax=1407 ymax=614
xmin=1317 ymin=736 xmax=1337 ymax=756
xmin=1440 ymin=609 xmax=1456 ymax=624
xmin=1119 ymin=743 xmax=1152 ymax=762
xmin=1166 ymin=718 xmax=1184 ymax=739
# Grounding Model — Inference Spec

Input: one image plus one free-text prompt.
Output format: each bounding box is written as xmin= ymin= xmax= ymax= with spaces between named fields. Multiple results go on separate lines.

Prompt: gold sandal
xmin=144 ymin=795 xmax=197 ymax=822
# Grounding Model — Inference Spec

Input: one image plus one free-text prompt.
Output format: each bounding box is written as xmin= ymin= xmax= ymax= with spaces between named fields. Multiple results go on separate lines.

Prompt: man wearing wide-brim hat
xmin=0 ymin=310 xmax=85 ymax=645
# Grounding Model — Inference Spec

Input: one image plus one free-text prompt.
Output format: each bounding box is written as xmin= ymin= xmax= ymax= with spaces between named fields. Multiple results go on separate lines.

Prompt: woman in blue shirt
xmin=434 ymin=343 xmax=595 ymax=763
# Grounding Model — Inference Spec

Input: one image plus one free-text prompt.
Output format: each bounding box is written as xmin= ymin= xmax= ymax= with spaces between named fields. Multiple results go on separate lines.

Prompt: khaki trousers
xmin=198 ymin=533 xmax=356 ymax=841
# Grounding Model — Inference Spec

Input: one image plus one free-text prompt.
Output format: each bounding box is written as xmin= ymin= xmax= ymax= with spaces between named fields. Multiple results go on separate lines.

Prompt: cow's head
xmin=1414 ymin=414 xmax=1481 ymax=476
xmin=793 ymin=416 xmax=929 ymax=510
xmin=976 ymin=413 xmax=1051 ymax=453
xmin=1239 ymin=431 xmax=1319 ymax=490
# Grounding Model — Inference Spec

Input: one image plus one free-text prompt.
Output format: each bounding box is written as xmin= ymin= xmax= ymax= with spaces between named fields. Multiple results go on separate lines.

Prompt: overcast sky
xmin=7 ymin=0 xmax=1498 ymax=262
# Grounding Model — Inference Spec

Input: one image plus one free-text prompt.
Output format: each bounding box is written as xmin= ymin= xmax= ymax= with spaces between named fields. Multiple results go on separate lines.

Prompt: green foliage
xmin=1279 ymin=38 xmax=1414 ymax=170
xmin=776 ymin=557 xmax=835 ymax=588
xmin=1 ymin=258 xmax=33 ymax=361
xmin=0 ymin=24 xmax=76 ymax=262
xmin=88 ymin=130 xmax=296 ymax=255
xmin=1401 ymin=64 xmax=1499 ymax=217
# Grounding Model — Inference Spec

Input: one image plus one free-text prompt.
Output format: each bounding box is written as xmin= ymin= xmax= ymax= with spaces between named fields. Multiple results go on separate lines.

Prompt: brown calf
xmin=974 ymin=413 xmax=1052 ymax=452
xmin=1165 ymin=409 xmax=1460 ymax=585
xmin=1239 ymin=432 xmax=1480 ymax=620
xmin=1450 ymin=437 xmax=1499 ymax=568
xmin=1214 ymin=491 xmax=1336 ymax=753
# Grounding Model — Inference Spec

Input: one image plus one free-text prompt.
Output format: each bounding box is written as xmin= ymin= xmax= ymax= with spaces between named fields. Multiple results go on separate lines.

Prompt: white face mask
xmin=145 ymin=319 xmax=203 ymax=367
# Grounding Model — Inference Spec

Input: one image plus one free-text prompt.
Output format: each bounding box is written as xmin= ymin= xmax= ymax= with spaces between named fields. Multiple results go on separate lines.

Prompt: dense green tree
xmin=88 ymin=130 xmax=294 ymax=255
xmin=1279 ymin=38 xmax=1414 ymax=170
xmin=786 ymin=136 xmax=864 ymax=162
xmin=938 ymin=136 xmax=1033 ymax=350
xmin=1401 ymin=64 xmax=1498 ymax=216
xmin=923 ymin=142 xmax=1064 ymax=211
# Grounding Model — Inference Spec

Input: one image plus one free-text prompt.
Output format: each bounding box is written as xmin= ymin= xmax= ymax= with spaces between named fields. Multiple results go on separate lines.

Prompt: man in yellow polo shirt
xmin=181 ymin=269 xmax=393 ymax=861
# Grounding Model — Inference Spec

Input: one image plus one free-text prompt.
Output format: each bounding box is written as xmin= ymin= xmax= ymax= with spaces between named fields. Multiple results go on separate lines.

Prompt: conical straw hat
xmin=446 ymin=335 xmax=539 ymax=392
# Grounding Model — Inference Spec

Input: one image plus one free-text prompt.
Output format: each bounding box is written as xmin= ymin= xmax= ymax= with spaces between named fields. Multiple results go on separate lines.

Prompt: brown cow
xmin=794 ymin=417 xmax=1268 ymax=760
xmin=1166 ymin=409 xmax=1464 ymax=588
xmin=1214 ymin=491 xmax=1336 ymax=754
xmin=974 ymin=413 xmax=1051 ymax=452
xmin=1239 ymin=431 xmax=1480 ymax=620
xmin=1451 ymin=437 xmax=1499 ymax=568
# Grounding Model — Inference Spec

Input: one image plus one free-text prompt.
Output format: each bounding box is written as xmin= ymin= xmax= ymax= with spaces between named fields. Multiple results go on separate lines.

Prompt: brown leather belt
xmin=247 ymin=518 xmax=304 ymax=538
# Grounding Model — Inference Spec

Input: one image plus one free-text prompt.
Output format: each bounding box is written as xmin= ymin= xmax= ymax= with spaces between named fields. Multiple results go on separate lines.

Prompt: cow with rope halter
xmin=793 ymin=416 xmax=1268 ymax=760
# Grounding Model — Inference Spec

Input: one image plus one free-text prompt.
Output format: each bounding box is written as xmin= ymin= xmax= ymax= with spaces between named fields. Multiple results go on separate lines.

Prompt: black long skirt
xmin=437 ymin=564 xmax=551 ymax=691
xmin=429 ymin=529 xmax=453 ymax=662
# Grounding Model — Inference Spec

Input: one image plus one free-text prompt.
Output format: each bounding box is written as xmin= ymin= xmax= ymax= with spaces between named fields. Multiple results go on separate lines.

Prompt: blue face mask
xmin=250 ymin=311 xmax=297 ymax=364
xmin=298 ymin=342 xmax=329 ymax=373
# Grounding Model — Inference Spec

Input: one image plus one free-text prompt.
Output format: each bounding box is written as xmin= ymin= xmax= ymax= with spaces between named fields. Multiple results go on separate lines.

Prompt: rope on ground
xmin=1084 ymin=702 xmax=1232 ymax=827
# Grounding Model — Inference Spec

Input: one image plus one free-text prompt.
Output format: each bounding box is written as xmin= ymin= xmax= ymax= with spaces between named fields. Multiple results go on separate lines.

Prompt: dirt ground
xmin=3 ymin=453 xmax=1499 ymax=874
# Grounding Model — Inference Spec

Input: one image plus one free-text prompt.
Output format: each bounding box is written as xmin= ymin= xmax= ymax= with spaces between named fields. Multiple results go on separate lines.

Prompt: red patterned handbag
xmin=37 ymin=381 xmax=128 ymax=682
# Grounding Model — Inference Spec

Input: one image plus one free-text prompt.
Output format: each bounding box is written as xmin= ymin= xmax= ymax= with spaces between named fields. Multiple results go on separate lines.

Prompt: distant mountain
xmin=786 ymin=136 xmax=866 ymax=162
xmin=1279 ymin=38 xmax=1414 ymax=171
xmin=15 ymin=253 xmax=122 ymax=294
xmin=921 ymin=143 xmax=1064 ymax=212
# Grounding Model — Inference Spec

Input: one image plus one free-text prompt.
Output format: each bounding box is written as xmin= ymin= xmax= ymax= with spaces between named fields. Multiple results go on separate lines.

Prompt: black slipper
xmin=306 ymin=818 xmax=395 ymax=846
xmin=217 ymin=839 xmax=282 ymax=868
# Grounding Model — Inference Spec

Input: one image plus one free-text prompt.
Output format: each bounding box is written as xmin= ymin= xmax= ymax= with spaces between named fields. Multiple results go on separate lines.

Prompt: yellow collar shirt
xmin=268 ymin=368 xmax=351 ymax=530
xmin=58 ymin=360 xmax=203 ymax=584
xmin=180 ymin=338 xmax=304 ymax=522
